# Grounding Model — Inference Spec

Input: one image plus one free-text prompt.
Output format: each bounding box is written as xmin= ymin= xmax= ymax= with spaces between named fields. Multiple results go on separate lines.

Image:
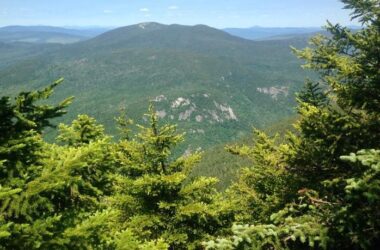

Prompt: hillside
xmin=223 ymin=26 xmax=322 ymax=40
xmin=0 ymin=22 xmax=309 ymax=151
xmin=0 ymin=25 xmax=110 ymax=44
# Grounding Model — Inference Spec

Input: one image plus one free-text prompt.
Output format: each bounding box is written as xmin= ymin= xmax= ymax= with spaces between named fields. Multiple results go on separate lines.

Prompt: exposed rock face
xmin=151 ymin=94 xmax=238 ymax=124
xmin=153 ymin=95 xmax=167 ymax=102
xmin=257 ymin=86 xmax=289 ymax=99
xmin=213 ymin=101 xmax=238 ymax=121
xmin=74 ymin=58 xmax=88 ymax=65
xmin=179 ymin=106 xmax=195 ymax=121
xmin=138 ymin=22 xmax=152 ymax=29
xmin=208 ymin=110 xmax=222 ymax=123
xmin=172 ymin=97 xmax=191 ymax=108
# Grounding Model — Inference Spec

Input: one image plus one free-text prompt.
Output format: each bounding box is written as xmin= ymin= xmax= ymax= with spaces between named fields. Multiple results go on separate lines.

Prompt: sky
xmin=0 ymin=0 xmax=359 ymax=28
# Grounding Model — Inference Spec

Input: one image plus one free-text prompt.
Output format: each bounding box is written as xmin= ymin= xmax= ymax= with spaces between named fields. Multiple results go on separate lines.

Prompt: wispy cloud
xmin=168 ymin=5 xmax=179 ymax=10
xmin=103 ymin=10 xmax=113 ymax=14
xmin=139 ymin=8 xmax=150 ymax=12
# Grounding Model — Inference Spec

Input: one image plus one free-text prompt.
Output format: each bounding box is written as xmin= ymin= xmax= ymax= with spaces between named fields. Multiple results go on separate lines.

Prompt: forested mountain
xmin=223 ymin=26 xmax=322 ymax=40
xmin=0 ymin=23 xmax=309 ymax=151
xmin=0 ymin=0 xmax=379 ymax=249
xmin=0 ymin=26 xmax=109 ymax=44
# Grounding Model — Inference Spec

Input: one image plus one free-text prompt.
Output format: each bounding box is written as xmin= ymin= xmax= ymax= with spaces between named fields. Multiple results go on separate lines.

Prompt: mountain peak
xmin=88 ymin=22 xmax=243 ymax=49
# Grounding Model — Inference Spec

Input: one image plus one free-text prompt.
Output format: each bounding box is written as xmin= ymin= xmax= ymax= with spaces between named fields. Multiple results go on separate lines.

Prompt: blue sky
xmin=0 ymin=0 xmax=359 ymax=28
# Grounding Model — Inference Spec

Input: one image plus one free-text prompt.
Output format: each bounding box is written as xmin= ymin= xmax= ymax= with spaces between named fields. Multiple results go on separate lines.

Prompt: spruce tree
xmin=112 ymin=104 xmax=234 ymax=249
xmin=0 ymin=81 xmax=115 ymax=249
xmin=207 ymin=0 xmax=380 ymax=249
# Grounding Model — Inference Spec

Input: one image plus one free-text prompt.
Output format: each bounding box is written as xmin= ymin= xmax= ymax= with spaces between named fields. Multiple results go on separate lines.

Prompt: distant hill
xmin=0 ymin=22 xmax=310 ymax=151
xmin=223 ymin=26 xmax=322 ymax=40
xmin=0 ymin=26 xmax=110 ymax=44
xmin=0 ymin=41 xmax=61 ymax=69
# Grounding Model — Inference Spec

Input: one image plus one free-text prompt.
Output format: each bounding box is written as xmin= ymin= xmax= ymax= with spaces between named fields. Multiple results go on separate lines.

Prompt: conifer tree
xmin=207 ymin=0 xmax=380 ymax=249
xmin=57 ymin=114 xmax=105 ymax=146
xmin=112 ymin=104 xmax=234 ymax=249
xmin=296 ymin=79 xmax=327 ymax=108
xmin=0 ymin=79 xmax=72 ymax=248
xmin=0 ymin=81 xmax=115 ymax=249
xmin=288 ymin=0 xmax=380 ymax=190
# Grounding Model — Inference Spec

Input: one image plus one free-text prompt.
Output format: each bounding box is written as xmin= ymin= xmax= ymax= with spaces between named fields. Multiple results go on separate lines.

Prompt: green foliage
xmin=225 ymin=129 xmax=292 ymax=223
xmin=296 ymin=79 xmax=327 ymax=108
xmin=112 ymin=104 xmax=235 ymax=249
xmin=0 ymin=78 xmax=72 ymax=183
xmin=326 ymin=149 xmax=380 ymax=248
xmin=57 ymin=114 xmax=106 ymax=146
xmin=1 ymin=1 xmax=379 ymax=249
xmin=206 ymin=1 xmax=380 ymax=249
xmin=0 ymin=23 xmax=308 ymax=152
xmin=0 ymin=81 xmax=115 ymax=249
xmin=288 ymin=0 xmax=380 ymax=190
xmin=115 ymin=230 xmax=169 ymax=250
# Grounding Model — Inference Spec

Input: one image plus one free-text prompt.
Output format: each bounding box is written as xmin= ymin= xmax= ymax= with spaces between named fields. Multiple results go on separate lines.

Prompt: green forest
xmin=0 ymin=0 xmax=379 ymax=249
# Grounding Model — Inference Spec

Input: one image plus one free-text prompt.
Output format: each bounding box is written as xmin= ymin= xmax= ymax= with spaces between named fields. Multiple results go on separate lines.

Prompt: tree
xmin=57 ymin=114 xmax=106 ymax=146
xmin=0 ymin=78 xmax=73 ymax=185
xmin=0 ymin=81 xmax=115 ymax=249
xmin=207 ymin=0 xmax=380 ymax=249
xmin=112 ymin=104 xmax=234 ymax=249
xmin=288 ymin=0 xmax=380 ymax=191
xmin=224 ymin=129 xmax=293 ymax=223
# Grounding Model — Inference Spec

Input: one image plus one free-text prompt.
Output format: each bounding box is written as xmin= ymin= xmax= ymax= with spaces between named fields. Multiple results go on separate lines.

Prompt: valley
xmin=0 ymin=22 xmax=310 ymax=152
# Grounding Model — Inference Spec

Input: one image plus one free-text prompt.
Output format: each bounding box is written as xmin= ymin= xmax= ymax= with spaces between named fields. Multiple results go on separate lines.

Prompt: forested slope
xmin=0 ymin=1 xmax=379 ymax=249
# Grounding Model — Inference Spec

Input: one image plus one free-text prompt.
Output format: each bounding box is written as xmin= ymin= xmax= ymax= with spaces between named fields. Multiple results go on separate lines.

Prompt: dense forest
xmin=1 ymin=0 xmax=379 ymax=249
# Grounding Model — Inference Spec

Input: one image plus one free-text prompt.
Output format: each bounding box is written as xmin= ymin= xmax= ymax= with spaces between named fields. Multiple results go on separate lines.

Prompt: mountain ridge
xmin=0 ymin=22 xmax=310 ymax=150
xmin=0 ymin=25 xmax=111 ymax=44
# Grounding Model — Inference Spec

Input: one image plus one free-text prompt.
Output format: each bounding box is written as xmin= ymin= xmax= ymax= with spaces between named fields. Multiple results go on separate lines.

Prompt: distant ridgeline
xmin=0 ymin=22 xmax=311 ymax=151
xmin=1 ymin=1 xmax=379 ymax=248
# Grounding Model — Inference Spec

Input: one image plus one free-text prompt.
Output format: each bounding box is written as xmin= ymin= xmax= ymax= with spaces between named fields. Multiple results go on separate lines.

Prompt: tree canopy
xmin=0 ymin=0 xmax=379 ymax=249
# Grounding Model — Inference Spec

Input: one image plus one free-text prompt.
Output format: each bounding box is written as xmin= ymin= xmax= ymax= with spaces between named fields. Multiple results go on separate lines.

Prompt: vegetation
xmin=0 ymin=0 xmax=379 ymax=249
xmin=206 ymin=0 xmax=380 ymax=249
xmin=0 ymin=22 xmax=309 ymax=152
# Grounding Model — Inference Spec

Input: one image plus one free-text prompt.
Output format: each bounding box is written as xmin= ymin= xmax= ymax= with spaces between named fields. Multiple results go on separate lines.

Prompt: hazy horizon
xmin=0 ymin=22 xmax=338 ymax=30
xmin=0 ymin=0 xmax=360 ymax=29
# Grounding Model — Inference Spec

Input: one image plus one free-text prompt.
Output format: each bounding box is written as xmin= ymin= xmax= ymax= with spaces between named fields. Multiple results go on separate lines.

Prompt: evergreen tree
xmin=296 ymin=79 xmax=327 ymax=108
xmin=225 ymin=129 xmax=292 ymax=223
xmin=0 ymin=78 xmax=73 ymax=185
xmin=0 ymin=81 xmax=115 ymax=249
xmin=57 ymin=114 xmax=105 ymax=146
xmin=207 ymin=0 xmax=380 ymax=249
xmin=0 ymin=79 xmax=72 ymax=248
xmin=112 ymin=104 xmax=234 ymax=249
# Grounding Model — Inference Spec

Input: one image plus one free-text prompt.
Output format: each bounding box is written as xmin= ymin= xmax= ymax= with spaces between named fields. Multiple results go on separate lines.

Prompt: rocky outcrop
xmin=257 ymin=86 xmax=289 ymax=99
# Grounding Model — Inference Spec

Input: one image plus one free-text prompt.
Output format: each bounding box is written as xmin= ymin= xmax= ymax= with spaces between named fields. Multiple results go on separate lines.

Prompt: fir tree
xmin=207 ymin=0 xmax=380 ymax=249
xmin=57 ymin=114 xmax=106 ymax=146
xmin=112 ymin=104 xmax=234 ymax=249
xmin=0 ymin=81 xmax=115 ymax=249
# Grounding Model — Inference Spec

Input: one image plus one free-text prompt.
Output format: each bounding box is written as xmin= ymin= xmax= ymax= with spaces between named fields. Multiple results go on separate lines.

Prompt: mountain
xmin=0 ymin=25 xmax=110 ymax=44
xmin=223 ymin=26 xmax=322 ymax=40
xmin=0 ymin=22 xmax=310 ymax=151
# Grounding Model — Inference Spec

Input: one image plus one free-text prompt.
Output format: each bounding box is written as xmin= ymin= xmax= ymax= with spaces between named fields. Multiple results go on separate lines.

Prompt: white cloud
xmin=168 ymin=5 xmax=179 ymax=10
xmin=103 ymin=10 xmax=113 ymax=14
xmin=140 ymin=8 xmax=150 ymax=12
